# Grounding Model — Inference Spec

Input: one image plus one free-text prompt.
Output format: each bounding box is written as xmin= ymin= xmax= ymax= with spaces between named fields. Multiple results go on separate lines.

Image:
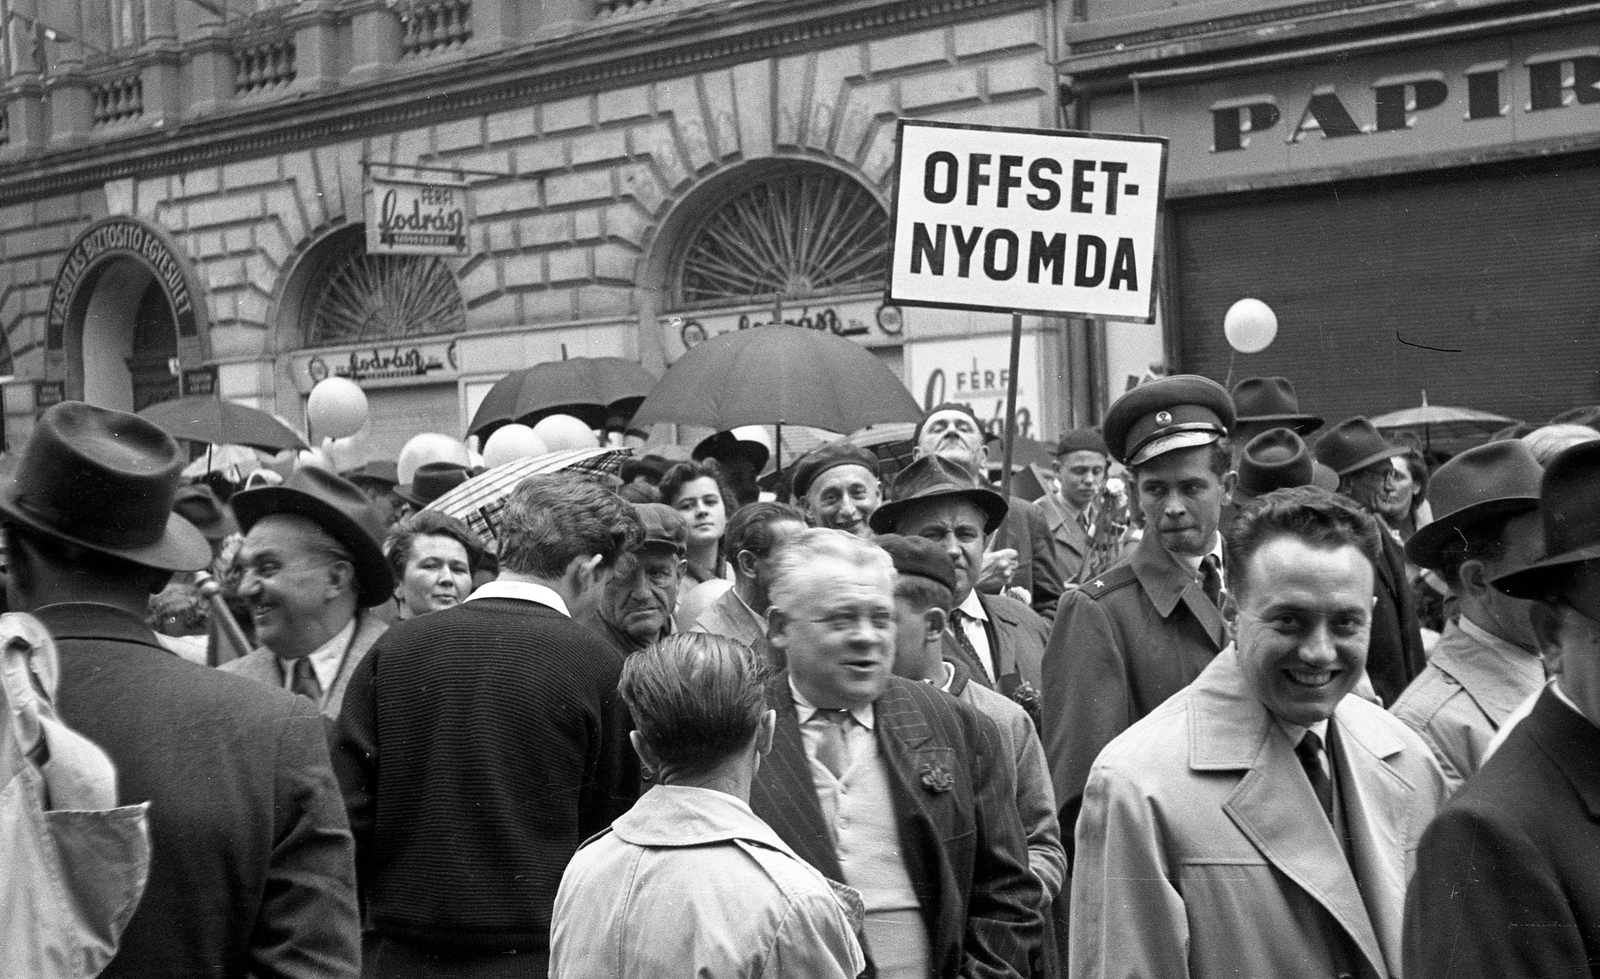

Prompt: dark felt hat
xmin=173 ymin=483 xmax=239 ymax=542
xmin=1407 ymin=440 xmax=1543 ymax=572
xmin=869 ymin=455 xmax=1008 ymax=536
xmin=1231 ymin=377 xmax=1323 ymax=436
xmin=1492 ymin=440 xmax=1600 ymax=598
xmin=1233 ymin=428 xmax=1339 ymax=504
xmin=875 ymin=533 xmax=959 ymax=599
xmin=1103 ymin=375 xmax=1235 ymax=468
xmin=1314 ymin=417 xmax=1407 ymax=477
xmin=394 ymin=462 xmax=471 ymax=509
xmin=341 ymin=460 xmax=399 ymax=490
xmin=633 ymin=502 xmax=688 ymax=554
xmin=791 ymin=441 xmax=881 ymax=501
xmin=1054 ymin=429 xmax=1110 ymax=459
xmin=693 ymin=431 xmax=770 ymax=473
xmin=231 ymin=467 xmax=394 ymax=607
xmin=0 ymin=401 xmax=210 ymax=571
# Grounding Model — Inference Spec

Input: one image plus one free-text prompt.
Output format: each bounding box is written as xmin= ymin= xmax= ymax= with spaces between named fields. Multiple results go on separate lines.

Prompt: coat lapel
xmin=872 ymin=682 xmax=951 ymax=960
xmin=752 ymin=678 xmax=844 ymax=881
xmin=1330 ymin=706 xmax=1416 ymax=976
xmin=1130 ymin=534 xmax=1227 ymax=651
xmin=1193 ymin=650 xmax=1389 ymax=977
xmin=325 ymin=612 xmax=387 ymax=717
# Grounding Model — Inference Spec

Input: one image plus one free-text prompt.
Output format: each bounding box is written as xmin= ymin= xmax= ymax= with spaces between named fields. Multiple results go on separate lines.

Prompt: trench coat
xmin=1070 ymin=645 xmax=1447 ymax=979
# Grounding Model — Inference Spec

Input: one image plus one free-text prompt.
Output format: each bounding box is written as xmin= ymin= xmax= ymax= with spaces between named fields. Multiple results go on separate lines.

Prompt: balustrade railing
xmin=400 ymin=0 xmax=472 ymax=57
xmin=91 ymin=74 xmax=143 ymax=126
xmin=234 ymin=37 xmax=297 ymax=95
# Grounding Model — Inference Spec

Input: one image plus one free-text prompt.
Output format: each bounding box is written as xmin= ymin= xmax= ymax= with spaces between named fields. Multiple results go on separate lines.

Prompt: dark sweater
xmin=333 ymin=596 xmax=638 ymax=953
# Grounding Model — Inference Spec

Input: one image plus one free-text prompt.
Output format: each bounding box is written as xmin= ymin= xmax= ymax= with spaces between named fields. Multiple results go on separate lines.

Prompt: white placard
xmin=887 ymin=120 xmax=1168 ymax=322
xmin=365 ymin=174 xmax=471 ymax=256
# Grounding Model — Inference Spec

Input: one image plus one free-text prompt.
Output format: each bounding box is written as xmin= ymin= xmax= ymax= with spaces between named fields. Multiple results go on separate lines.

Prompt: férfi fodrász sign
xmin=886 ymin=120 xmax=1168 ymax=322
xmin=365 ymin=174 xmax=470 ymax=256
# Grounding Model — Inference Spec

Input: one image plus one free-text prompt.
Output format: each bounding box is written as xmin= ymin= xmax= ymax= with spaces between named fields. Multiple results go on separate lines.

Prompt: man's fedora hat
xmin=869 ymin=455 xmax=1009 ymax=536
xmin=0 ymin=401 xmax=210 ymax=572
xmin=693 ymin=430 xmax=770 ymax=473
xmin=1406 ymin=440 xmax=1543 ymax=572
xmin=1102 ymin=375 xmax=1235 ymax=468
xmin=173 ymin=484 xmax=240 ymax=542
xmin=1233 ymin=428 xmax=1339 ymax=504
xmin=394 ymin=462 xmax=471 ymax=509
xmin=1231 ymin=377 xmax=1323 ymax=436
xmin=791 ymin=441 xmax=881 ymax=501
xmin=1313 ymin=417 xmax=1407 ymax=477
xmin=1494 ymin=440 xmax=1600 ymax=598
xmin=341 ymin=460 xmax=399 ymax=490
xmin=232 ymin=467 xmax=394 ymax=607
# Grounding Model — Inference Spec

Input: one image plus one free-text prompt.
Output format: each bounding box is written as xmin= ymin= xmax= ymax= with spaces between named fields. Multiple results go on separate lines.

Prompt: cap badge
xmin=1155 ymin=411 xmax=1173 ymax=426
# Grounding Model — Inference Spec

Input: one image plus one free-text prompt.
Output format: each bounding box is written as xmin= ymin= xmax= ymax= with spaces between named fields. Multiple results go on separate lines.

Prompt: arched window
xmin=671 ymin=163 xmax=888 ymax=309
xmin=302 ymin=227 xmax=466 ymax=347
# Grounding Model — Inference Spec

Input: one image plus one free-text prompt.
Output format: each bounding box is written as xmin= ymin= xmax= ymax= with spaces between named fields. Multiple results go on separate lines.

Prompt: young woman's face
xmin=673 ymin=477 xmax=727 ymax=547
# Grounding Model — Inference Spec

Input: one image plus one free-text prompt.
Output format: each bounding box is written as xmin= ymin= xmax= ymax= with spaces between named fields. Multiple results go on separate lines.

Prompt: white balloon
xmin=307 ymin=377 xmax=369 ymax=439
xmin=533 ymin=414 xmax=598 ymax=453
xmin=482 ymin=424 xmax=550 ymax=468
xmin=1224 ymin=298 xmax=1279 ymax=354
xmin=398 ymin=433 xmax=471 ymax=485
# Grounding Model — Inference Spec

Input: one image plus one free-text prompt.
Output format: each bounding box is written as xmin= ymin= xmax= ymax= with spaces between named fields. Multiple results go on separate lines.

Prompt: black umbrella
xmin=467 ymin=357 xmax=657 ymax=437
xmin=139 ymin=396 xmax=308 ymax=453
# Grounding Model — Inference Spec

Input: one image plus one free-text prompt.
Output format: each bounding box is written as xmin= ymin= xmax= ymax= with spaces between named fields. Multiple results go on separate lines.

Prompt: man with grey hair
xmin=333 ymin=473 xmax=642 ymax=978
xmin=750 ymin=528 xmax=1041 ymax=979
xmin=552 ymin=633 xmax=866 ymax=979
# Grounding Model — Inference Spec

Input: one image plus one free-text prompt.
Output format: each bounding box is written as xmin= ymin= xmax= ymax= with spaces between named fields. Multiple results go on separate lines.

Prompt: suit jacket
xmin=1368 ymin=531 xmax=1427 ymax=707
xmin=221 ymin=609 xmax=387 ymax=720
xmin=1405 ymin=686 xmax=1600 ymax=979
xmin=750 ymin=674 xmax=1042 ymax=979
xmin=1072 ymin=645 xmax=1447 ymax=979
xmin=688 ymin=585 xmax=767 ymax=651
xmin=1389 ymin=618 xmax=1546 ymax=794
xmin=1035 ymin=493 xmax=1092 ymax=583
xmin=941 ymin=592 xmax=1049 ymax=698
xmin=988 ymin=498 xmax=1065 ymax=623
xmin=44 ymin=602 xmax=360 ymax=979
xmin=1041 ymin=531 xmax=1227 ymax=836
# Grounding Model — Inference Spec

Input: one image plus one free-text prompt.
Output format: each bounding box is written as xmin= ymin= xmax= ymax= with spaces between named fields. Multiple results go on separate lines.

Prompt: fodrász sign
xmin=886 ymin=120 xmax=1168 ymax=323
xmin=365 ymin=174 xmax=470 ymax=256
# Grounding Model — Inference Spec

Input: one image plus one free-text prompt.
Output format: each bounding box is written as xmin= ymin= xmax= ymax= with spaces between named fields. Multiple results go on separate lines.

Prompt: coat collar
xmin=33 ymin=602 xmax=169 ymax=652
xmin=611 ymin=785 xmax=796 ymax=852
xmin=1525 ymin=685 xmax=1600 ymax=820
xmin=1189 ymin=646 xmax=1413 ymax=977
xmin=1430 ymin=618 xmax=1546 ymax=725
xmin=1130 ymin=533 xmax=1227 ymax=647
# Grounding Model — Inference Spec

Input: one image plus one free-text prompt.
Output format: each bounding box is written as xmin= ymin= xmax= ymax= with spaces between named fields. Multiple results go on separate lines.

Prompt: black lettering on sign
xmin=966 ymin=154 xmax=992 ymax=206
xmin=1027 ymin=232 xmax=1066 ymax=285
xmin=995 ymin=155 xmax=1025 ymax=208
xmin=47 ymin=218 xmax=199 ymax=350
xmin=1075 ymin=236 xmax=1106 ymax=287
xmin=951 ymin=226 xmax=983 ymax=277
xmin=1211 ymin=101 xmax=1281 ymax=152
xmin=1373 ymin=79 xmax=1448 ymax=132
xmin=1070 ymin=159 xmax=1096 ymax=213
xmin=1027 ymin=158 xmax=1062 ymax=210
xmin=1288 ymin=89 xmax=1364 ymax=142
xmin=924 ymin=152 xmax=959 ymax=204
xmin=1108 ymin=238 xmax=1139 ymax=292
xmin=911 ymin=223 xmax=947 ymax=274
xmin=983 ymin=230 xmax=1019 ymax=281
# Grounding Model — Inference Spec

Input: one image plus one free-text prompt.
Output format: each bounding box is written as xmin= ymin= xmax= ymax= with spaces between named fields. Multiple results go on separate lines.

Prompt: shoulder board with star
xmin=1078 ymin=563 xmax=1138 ymax=600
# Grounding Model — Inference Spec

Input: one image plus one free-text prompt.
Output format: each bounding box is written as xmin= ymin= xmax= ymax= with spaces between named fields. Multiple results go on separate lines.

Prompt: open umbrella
xmin=426 ymin=447 xmax=629 ymax=552
xmin=631 ymin=327 xmax=923 ymax=467
xmin=466 ymin=357 xmax=657 ymax=438
xmin=1370 ymin=391 xmax=1518 ymax=454
xmin=139 ymin=397 xmax=308 ymax=453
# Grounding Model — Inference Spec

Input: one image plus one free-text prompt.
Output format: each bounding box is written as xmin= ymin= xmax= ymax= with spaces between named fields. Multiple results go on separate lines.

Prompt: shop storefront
xmin=1076 ymin=10 xmax=1600 ymax=423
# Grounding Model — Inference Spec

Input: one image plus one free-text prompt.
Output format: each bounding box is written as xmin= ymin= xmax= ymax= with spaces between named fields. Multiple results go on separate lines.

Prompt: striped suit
xmin=751 ymin=674 xmax=1043 ymax=979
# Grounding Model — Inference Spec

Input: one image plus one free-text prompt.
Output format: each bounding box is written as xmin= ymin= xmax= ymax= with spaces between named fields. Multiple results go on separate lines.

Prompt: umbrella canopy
xmin=139 ymin=397 xmax=308 ymax=452
xmin=179 ymin=444 xmax=262 ymax=482
xmin=467 ymin=357 xmax=657 ymax=437
xmin=426 ymin=447 xmax=629 ymax=552
xmin=630 ymin=327 xmax=924 ymax=436
xmin=1370 ymin=392 xmax=1518 ymax=454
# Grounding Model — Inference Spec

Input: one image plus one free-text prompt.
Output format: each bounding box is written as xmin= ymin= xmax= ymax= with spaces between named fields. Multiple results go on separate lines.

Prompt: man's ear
xmin=766 ymin=606 xmax=791 ymax=650
xmin=629 ymin=730 xmax=660 ymax=773
xmin=736 ymin=548 xmax=760 ymax=579
xmin=1458 ymin=559 xmax=1490 ymax=601
xmin=924 ymin=607 xmax=948 ymax=644
xmin=326 ymin=559 xmax=356 ymax=599
xmin=563 ymin=552 xmax=606 ymax=596
xmin=755 ymin=709 xmax=776 ymax=757
xmin=1221 ymin=469 xmax=1238 ymax=498
xmin=675 ymin=558 xmax=688 ymax=581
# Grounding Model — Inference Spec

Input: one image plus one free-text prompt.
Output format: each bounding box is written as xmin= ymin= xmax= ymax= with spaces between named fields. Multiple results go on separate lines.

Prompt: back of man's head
xmin=499 ymin=473 xmax=642 ymax=580
xmin=1224 ymin=487 xmax=1381 ymax=600
xmin=620 ymin=632 xmax=767 ymax=779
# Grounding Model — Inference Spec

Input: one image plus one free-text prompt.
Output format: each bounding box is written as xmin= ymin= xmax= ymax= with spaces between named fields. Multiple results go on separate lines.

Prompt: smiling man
xmin=223 ymin=467 xmax=393 ymax=721
xmin=585 ymin=502 xmax=688 ymax=656
xmin=1070 ymin=487 xmax=1446 ymax=979
xmin=750 ymin=528 xmax=1041 ymax=979
xmin=791 ymin=441 xmax=883 ymax=538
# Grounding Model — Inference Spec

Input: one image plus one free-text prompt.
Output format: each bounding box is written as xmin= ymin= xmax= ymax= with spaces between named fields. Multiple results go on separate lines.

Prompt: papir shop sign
xmin=365 ymin=174 xmax=471 ymax=256
xmin=886 ymin=120 xmax=1168 ymax=323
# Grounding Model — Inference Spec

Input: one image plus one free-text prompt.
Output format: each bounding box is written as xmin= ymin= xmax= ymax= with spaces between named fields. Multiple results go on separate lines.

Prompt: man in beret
xmin=1036 ymin=429 xmax=1117 ymax=584
xmin=8 ymin=402 xmax=359 ymax=978
xmin=913 ymin=402 xmax=1064 ymax=622
xmin=790 ymin=440 xmax=882 ymax=538
xmin=1313 ymin=417 xmax=1428 ymax=706
xmin=1042 ymin=375 xmax=1236 ymax=849
xmin=1389 ymin=440 xmax=1546 ymax=793
xmin=1405 ymin=440 xmax=1600 ymax=978
xmin=222 ymin=467 xmax=393 ymax=722
xmin=584 ymin=502 xmax=689 ymax=656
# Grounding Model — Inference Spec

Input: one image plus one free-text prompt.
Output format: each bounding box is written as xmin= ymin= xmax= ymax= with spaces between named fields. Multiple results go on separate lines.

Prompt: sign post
xmin=886 ymin=120 xmax=1168 ymax=496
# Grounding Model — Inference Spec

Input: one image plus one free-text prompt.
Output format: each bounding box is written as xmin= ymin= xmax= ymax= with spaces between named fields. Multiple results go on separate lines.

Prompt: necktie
xmin=947 ymin=610 xmax=992 ymax=685
xmin=289 ymin=656 xmax=323 ymax=705
xmin=813 ymin=709 xmax=853 ymax=779
xmin=1200 ymin=553 xmax=1224 ymax=609
xmin=1077 ymin=509 xmax=1092 ymax=534
xmin=1296 ymin=730 xmax=1335 ymax=825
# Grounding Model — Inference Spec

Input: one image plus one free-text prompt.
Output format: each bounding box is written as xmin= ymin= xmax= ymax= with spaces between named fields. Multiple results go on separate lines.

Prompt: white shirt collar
xmin=1177 ymin=534 xmax=1226 ymax=579
xmin=286 ymin=616 xmax=356 ymax=696
xmin=936 ymin=660 xmax=955 ymax=693
xmin=789 ymin=677 xmax=875 ymax=730
xmin=957 ymin=589 xmax=988 ymax=621
xmin=465 ymin=578 xmax=570 ymax=617
xmin=1274 ymin=715 xmax=1330 ymax=750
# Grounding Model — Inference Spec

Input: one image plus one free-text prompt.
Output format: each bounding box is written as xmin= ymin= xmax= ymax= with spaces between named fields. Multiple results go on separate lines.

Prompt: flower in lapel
xmin=920 ymin=762 xmax=954 ymax=793
xmin=1007 ymin=680 xmax=1043 ymax=732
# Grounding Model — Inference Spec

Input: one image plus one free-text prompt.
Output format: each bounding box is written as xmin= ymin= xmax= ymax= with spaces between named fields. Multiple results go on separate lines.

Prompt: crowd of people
xmin=4 ymin=372 xmax=1599 ymax=979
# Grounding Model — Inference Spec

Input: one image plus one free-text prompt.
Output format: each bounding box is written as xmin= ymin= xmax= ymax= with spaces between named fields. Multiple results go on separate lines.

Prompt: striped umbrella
xmin=425 ymin=447 xmax=629 ymax=552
